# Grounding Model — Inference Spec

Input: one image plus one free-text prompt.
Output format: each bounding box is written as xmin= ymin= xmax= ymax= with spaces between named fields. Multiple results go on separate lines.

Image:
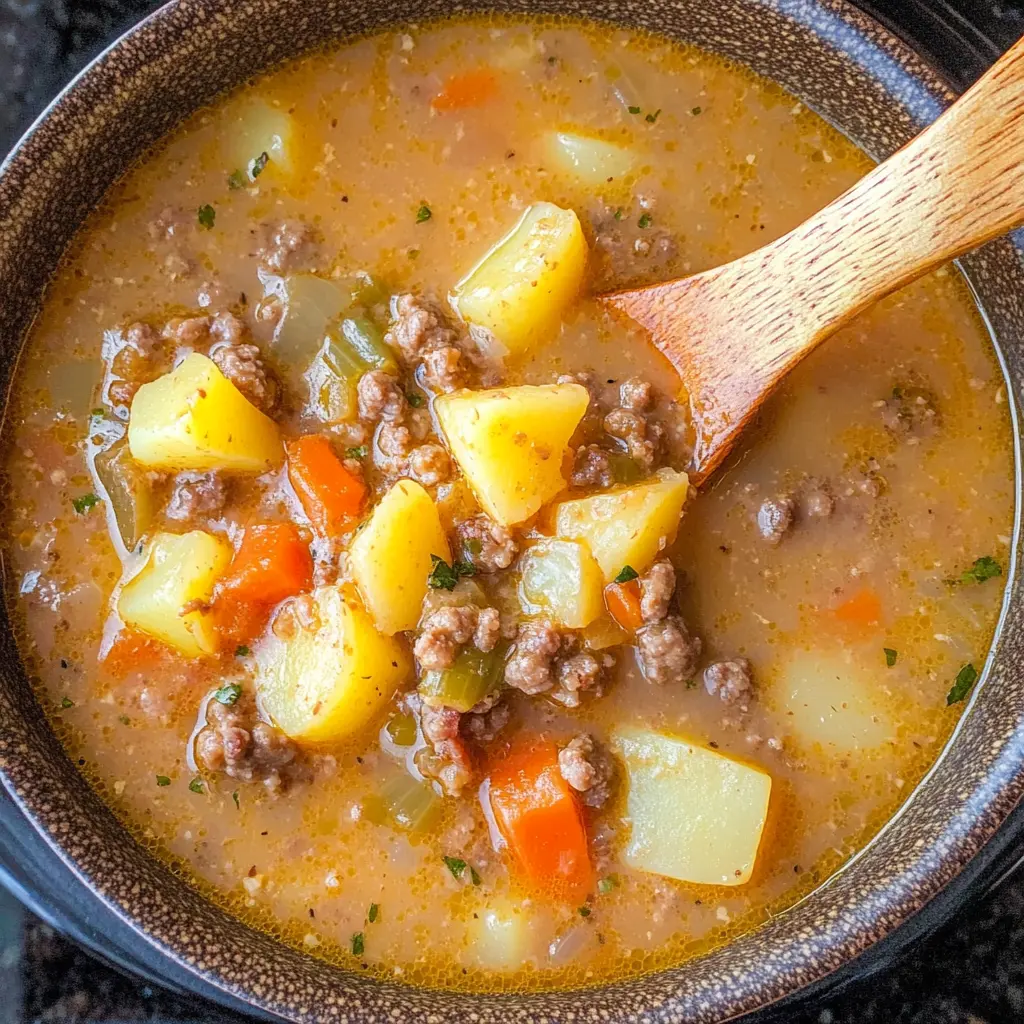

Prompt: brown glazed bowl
xmin=1 ymin=0 xmax=1023 ymax=1021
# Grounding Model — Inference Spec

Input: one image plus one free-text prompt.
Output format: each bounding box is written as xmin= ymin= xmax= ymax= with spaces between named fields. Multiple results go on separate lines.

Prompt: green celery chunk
xmin=94 ymin=440 xmax=155 ymax=550
xmin=384 ymin=710 xmax=418 ymax=747
xmin=364 ymin=772 xmax=442 ymax=833
xmin=340 ymin=316 xmax=398 ymax=373
xmin=419 ymin=645 xmax=505 ymax=713
xmin=608 ymin=452 xmax=644 ymax=484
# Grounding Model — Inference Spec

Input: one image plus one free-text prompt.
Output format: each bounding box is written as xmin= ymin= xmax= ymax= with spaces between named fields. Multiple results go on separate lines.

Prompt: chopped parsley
xmin=227 ymin=169 xmax=247 ymax=190
xmin=884 ymin=648 xmax=898 ymax=667
xmin=59 ymin=696 xmax=74 ymax=709
xmin=406 ymin=390 xmax=425 ymax=408
xmin=578 ymin=905 xmax=592 ymax=918
xmin=213 ymin=683 xmax=242 ymax=705
xmin=351 ymin=932 xmax=365 ymax=956
xmin=470 ymin=866 xmax=482 ymax=886
xmin=690 ymin=105 xmax=703 ymax=116
xmin=464 ymin=537 xmax=483 ymax=556
xmin=346 ymin=445 xmax=369 ymax=460
xmin=188 ymin=778 xmax=204 ymax=794
xmin=443 ymin=855 xmax=467 ymax=880
xmin=637 ymin=212 xmax=653 ymax=229
xmin=947 ymin=663 xmax=979 ymax=706
xmin=645 ymin=108 xmax=662 ymax=123
xmin=627 ymin=105 xmax=641 ymax=115
xmin=232 ymin=790 xmax=240 ymax=809
xmin=416 ymin=203 xmax=433 ymax=223
xmin=251 ymin=151 xmax=270 ymax=178
xmin=368 ymin=903 xmax=379 ymax=923
xmin=118 ymin=715 xmax=131 ymax=726
xmin=613 ymin=565 xmax=639 ymax=584
xmin=951 ymin=556 xmax=1002 ymax=586
xmin=428 ymin=555 xmax=476 ymax=591
xmin=613 ymin=207 xmax=624 ymax=221
xmin=235 ymin=645 xmax=250 ymax=658
xmin=156 ymin=775 xmax=171 ymax=787
xmin=597 ymin=875 xmax=618 ymax=894
xmin=197 ymin=204 xmax=216 ymax=229
xmin=72 ymin=493 xmax=100 ymax=515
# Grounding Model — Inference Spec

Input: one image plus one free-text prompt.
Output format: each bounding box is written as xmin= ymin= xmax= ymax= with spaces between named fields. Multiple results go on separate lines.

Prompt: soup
xmin=3 ymin=14 xmax=1014 ymax=993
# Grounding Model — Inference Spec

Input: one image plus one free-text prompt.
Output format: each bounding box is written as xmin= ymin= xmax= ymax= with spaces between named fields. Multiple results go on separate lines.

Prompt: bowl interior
xmin=1 ymin=1 xmax=1023 ymax=1022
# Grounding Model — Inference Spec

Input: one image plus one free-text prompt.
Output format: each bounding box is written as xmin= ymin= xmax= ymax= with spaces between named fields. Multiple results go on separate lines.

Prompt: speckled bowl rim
xmin=1 ymin=1 xmax=1023 ymax=1022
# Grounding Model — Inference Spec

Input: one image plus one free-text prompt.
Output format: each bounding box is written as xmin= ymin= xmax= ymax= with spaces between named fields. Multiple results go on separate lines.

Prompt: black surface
xmin=3 ymin=1 xmax=1024 ymax=1021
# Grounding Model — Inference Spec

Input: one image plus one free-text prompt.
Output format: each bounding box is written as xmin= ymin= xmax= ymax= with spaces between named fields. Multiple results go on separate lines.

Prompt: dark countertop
xmin=3 ymin=1 xmax=1024 ymax=1021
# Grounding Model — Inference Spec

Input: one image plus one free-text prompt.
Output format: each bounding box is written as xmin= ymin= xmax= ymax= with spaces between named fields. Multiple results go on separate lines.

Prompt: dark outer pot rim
xmin=1 ymin=1 xmax=1023 ymax=1022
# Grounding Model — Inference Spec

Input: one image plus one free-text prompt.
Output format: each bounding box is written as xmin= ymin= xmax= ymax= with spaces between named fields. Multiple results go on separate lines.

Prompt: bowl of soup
xmin=0 ymin=0 xmax=1022 ymax=1020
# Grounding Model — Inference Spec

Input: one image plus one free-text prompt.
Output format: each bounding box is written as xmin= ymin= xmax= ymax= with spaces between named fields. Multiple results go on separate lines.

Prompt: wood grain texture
xmin=602 ymin=34 xmax=1024 ymax=487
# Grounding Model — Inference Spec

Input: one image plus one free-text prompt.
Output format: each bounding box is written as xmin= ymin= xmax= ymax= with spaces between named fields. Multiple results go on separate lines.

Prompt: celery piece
xmin=384 ymin=710 xmax=418 ymax=747
xmin=340 ymin=316 xmax=398 ymax=373
xmin=365 ymin=772 xmax=442 ymax=833
xmin=275 ymin=274 xmax=350 ymax=370
xmin=419 ymin=646 xmax=505 ymax=713
xmin=303 ymin=337 xmax=359 ymax=424
xmin=608 ymin=452 xmax=644 ymax=484
xmin=94 ymin=440 xmax=156 ymax=550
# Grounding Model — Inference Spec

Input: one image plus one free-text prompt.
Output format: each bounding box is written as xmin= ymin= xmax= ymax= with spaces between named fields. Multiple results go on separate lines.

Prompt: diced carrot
xmin=605 ymin=579 xmax=644 ymax=633
xmin=488 ymin=742 xmax=593 ymax=900
xmin=834 ymin=587 xmax=882 ymax=626
xmin=211 ymin=594 xmax=274 ymax=648
xmin=218 ymin=523 xmax=313 ymax=606
xmin=431 ymin=69 xmax=498 ymax=111
xmin=102 ymin=629 xmax=176 ymax=678
xmin=286 ymin=435 xmax=366 ymax=537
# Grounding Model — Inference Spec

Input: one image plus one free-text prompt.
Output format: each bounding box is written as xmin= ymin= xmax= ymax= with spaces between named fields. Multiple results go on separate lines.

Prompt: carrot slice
xmin=605 ymin=579 xmax=644 ymax=633
xmin=488 ymin=742 xmax=593 ymax=899
xmin=286 ymin=435 xmax=366 ymax=537
xmin=834 ymin=587 xmax=882 ymax=626
xmin=431 ymin=69 xmax=498 ymax=111
xmin=102 ymin=629 xmax=176 ymax=678
xmin=219 ymin=523 xmax=313 ymax=606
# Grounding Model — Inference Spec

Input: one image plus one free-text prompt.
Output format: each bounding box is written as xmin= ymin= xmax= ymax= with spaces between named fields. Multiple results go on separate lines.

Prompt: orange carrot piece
xmin=488 ymin=742 xmax=593 ymax=899
xmin=286 ymin=435 xmax=366 ymax=537
xmin=834 ymin=587 xmax=882 ymax=626
xmin=219 ymin=523 xmax=313 ymax=606
xmin=605 ymin=579 xmax=644 ymax=633
xmin=431 ymin=69 xmax=499 ymax=111
xmin=102 ymin=629 xmax=176 ymax=678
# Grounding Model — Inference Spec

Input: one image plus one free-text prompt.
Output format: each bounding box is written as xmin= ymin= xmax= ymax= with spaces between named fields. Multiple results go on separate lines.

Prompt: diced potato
xmin=468 ymin=898 xmax=535 ymax=971
xmin=118 ymin=531 xmax=232 ymax=657
xmin=543 ymin=131 xmax=636 ymax=188
xmin=227 ymin=99 xmax=306 ymax=184
xmin=255 ymin=585 xmax=411 ymax=743
xmin=554 ymin=468 xmax=690 ymax=581
xmin=450 ymin=202 xmax=587 ymax=357
xmin=128 ymin=353 xmax=282 ymax=473
xmin=614 ymin=726 xmax=772 ymax=886
xmin=774 ymin=648 xmax=893 ymax=753
xmin=518 ymin=538 xmax=604 ymax=628
xmin=581 ymin=614 xmax=630 ymax=651
xmin=436 ymin=383 xmax=589 ymax=527
xmin=349 ymin=479 xmax=451 ymax=635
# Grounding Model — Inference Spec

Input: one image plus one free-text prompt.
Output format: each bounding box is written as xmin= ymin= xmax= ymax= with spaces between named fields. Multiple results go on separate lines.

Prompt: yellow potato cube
xmin=255 ymin=586 xmax=412 ymax=744
xmin=518 ymin=538 xmax=604 ymax=629
xmin=349 ymin=479 xmax=451 ymax=635
xmin=543 ymin=131 xmax=636 ymax=188
xmin=436 ymin=383 xmax=589 ymax=527
xmin=226 ymin=98 xmax=311 ymax=185
xmin=450 ymin=202 xmax=587 ymax=357
xmin=554 ymin=468 xmax=690 ymax=581
xmin=118 ymin=530 xmax=232 ymax=657
xmin=614 ymin=726 xmax=772 ymax=886
xmin=128 ymin=353 xmax=282 ymax=473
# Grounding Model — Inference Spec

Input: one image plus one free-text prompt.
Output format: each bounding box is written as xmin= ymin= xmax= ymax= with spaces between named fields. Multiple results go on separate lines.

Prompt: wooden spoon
xmin=601 ymin=35 xmax=1024 ymax=487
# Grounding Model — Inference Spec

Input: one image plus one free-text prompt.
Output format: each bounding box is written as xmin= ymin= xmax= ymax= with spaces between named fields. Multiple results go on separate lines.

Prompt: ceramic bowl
xmin=1 ymin=1 xmax=1022 ymax=1020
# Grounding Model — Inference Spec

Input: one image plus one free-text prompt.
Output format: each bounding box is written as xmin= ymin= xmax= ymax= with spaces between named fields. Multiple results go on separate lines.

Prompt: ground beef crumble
xmin=589 ymin=199 xmax=679 ymax=289
xmin=254 ymin=219 xmax=321 ymax=274
xmin=505 ymin=620 xmax=614 ymax=704
xmin=636 ymin=616 xmax=702 ymax=685
xmin=413 ymin=604 xmax=501 ymax=671
xmin=165 ymin=472 xmax=228 ymax=524
xmin=208 ymin=312 xmax=279 ymax=413
xmin=570 ymin=444 xmax=614 ymax=489
xmin=385 ymin=294 xmax=468 ymax=393
xmin=558 ymin=734 xmax=615 ymax=808
xmin=455 ymin=515 xmax=518 ymax=572
xmin=703 ymin=658 xmax=754 ymax=704
xmin=639 ymin=559 xmax=676 ymax=624
xmin=757 ymin=496 xmax=794 ymax=545
xmin=604 ymin=377 xmax=664 ymax=470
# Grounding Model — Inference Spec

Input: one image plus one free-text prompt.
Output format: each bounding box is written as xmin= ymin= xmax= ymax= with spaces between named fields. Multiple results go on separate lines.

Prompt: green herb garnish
xmin=346 ymin=445 xmax=368 ymax=459
xmin=637 ymin=212 xmax=653 ymax=229
xmin=406 ymin=390 xmax=425 ymax=408
xmin=72 ymin=493 xmax=99 ymax=514
xmin=953 ymin=556 xmax=1002 ymax=586
xmin=627 ymin=105 xmax=641 ymax=115
xmin=251 ymin=151 xmax=270 ymax=178
xmin=197 ymin=204 xmax=216 ymax=229
xmin=156 ymin=775 xmax=171 ymax=787
xmin=118 ymin=715 xmax=131 ymax=725
xmin=60 ymin=696 xmax=74 ymax=709
xmin=235 ymin=645 xmax=250 ymax=658
xmin=351 ymin=932 xmax=365 ymax=956
xmin=645 ymin=108 xmax=662 ymax=123
xmin=213 ymin=683 xmax=242 ymax=705
xmin=464 ymin=537 xmax=483 ymax=556
xmin=597 ymin=876 xmax=618 ymax=893
xmin=470 ymin=866 xmax=481 ymax=886
xmin=227 ymin=169 xmax=247 ymax=190
xmin=232 ymin=790 xmax=240 ymax=809
xmin=443 ymin=855 xmax=467 ymax=880
xmin=947 ymin=663 xmax=978 ymax=705
xmin=578 ymin=905 xmax=592 ymax=918
xmin=613 ymin=565 xmax=639 ymax=584
xmin=368 ymin=903 xmax=379 ymax=923
xmin=428 ymin=555 xmax=476 ymax=591
xmin=690 ymin=105 xmax=703 ymax=116
xmin=613 ymin=207 xmax=624 ymax=221
xmin=416 ymin=203 xmax=433 ymax=223
xmin=188 ymin=778 xmax=205 ymax=794
xmin=884 ymin=648 xmax=898 ymax=667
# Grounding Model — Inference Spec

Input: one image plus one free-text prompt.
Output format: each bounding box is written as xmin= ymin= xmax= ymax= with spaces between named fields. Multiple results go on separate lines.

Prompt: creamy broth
xmin=2 ymin=15 xmax=1013 ymax=993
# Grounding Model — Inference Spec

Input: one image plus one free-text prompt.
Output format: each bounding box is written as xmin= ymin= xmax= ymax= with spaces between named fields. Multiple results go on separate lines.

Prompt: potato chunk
xmin=554 ymin=468 xmax=690 ymax=581
xmin=543 ymin=131 xmax=636 ymax=188
xmin=349 ymin=479 xmax=451 ymax=635
xmin=255 ymin=586 xmax=411 ymax=743
xmin=226 ymin=99 xmax=309 ymax=185
xmin=518 ymin=538 xmax=604 ymax=628
xmin=614 ymin=726 xmax=772 ymax=886
xmin=118 ymin=530 xmax=232 ymax=657
xmin=436 ymin=383 xmax=589 ymax=527
xmin=450 ymin=202 xmax=587 ymax=357
xmin=128 ymin=353 xmax=282 ymax=473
